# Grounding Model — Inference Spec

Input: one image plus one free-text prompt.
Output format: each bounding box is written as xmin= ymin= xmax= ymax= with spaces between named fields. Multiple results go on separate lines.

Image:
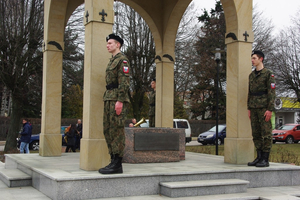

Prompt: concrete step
xmin=160 ymin=179 xmax=249 ymax=198
xmin=0 ymin=162 xmax=32 ymax=187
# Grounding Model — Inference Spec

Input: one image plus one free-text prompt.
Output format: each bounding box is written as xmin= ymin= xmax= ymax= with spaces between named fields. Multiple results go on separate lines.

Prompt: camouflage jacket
xmin=103 ymin=52 xmax=130 ymax=102
xmin=148 ymin=90 xmax=155 ymax=116
xmin=247 ymin=67 xmax=275 ymax=111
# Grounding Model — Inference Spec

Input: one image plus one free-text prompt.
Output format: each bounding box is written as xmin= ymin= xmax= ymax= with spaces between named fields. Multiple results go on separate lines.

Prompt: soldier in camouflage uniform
xmin=98 ymin=34 xmax=130 ymax=174
xmin=247 ymin=50 xmax=275 ymax=167
xmin=148 ymin=78 xmax=156 ymax=127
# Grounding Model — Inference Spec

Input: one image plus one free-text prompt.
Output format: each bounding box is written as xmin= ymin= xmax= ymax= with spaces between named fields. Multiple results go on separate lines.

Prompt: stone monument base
xmin=123 ymin=128 xmax=185 ymax=163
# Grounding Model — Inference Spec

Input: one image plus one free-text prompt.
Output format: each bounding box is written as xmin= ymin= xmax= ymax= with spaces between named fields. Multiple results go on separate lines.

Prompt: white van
xmin=173 ymin=119 xmax=192 ymax=143
xmin=139 ymin=119 xmax=192 ymax=143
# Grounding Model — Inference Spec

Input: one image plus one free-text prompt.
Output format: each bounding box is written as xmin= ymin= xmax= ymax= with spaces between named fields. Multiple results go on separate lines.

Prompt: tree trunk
xmin=4 ymin=97 xmax=23 ymax=152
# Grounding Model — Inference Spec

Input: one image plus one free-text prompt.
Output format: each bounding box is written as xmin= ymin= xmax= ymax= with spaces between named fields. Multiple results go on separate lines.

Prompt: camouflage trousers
xmin=149 ymin=115 xmax=155 ymax=127
xmin=103 ymin=101 xmax=128 ymax=157
xmin=250 ymin=108 xmax=272 ymax=152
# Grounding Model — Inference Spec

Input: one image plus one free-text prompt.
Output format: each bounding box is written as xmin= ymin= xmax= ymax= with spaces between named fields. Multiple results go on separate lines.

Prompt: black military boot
xmin=256 ymin=152 xmax=270 ymax=167
xmin=98 ymin=154 xmax=115 ymax=173
xmin=248 ymin=150 xmax=262 ymax=166
xmin=98 ymin=154 xmax=123 ymax=174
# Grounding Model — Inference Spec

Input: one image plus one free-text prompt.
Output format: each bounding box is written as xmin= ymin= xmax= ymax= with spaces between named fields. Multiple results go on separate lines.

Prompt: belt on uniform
xmin=149 ymin=103 xmax=155 ymax=106
xmin=106 ymin=83 xmax=118 ymax=90
xmin=250 ymin=91 xmax=267 ymax=96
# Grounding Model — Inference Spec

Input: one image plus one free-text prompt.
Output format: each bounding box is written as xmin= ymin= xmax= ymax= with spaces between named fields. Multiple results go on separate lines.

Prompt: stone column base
xmin=224 ymin=138 xmax=254 ymax=164
xmin=39 ymin=134 xmax=63 ymax=156
xmin=79 ymin=139 xmax=109 ymax=171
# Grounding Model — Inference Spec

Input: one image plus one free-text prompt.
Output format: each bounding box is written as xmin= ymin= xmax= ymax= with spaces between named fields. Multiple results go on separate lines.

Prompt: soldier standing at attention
xmin=148 ymin=78 xmax=156 ymax=127
xmin=98 ymin=34 xmax=130 ymax=174
xmin=247 ymin=50 xmax=275 ymax=167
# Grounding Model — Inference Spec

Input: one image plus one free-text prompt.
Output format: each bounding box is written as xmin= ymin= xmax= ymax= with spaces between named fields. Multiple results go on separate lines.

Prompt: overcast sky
xmin=192 ymin=0 xmax=300 ymax=33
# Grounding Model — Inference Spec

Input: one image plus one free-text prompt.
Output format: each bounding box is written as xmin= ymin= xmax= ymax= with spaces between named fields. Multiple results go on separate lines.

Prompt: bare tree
xmin=174 ymin=3 xmax=199 ymax=102
xmin=252 ymin=6 xmax=300 ymax=103
xmin=272 ymin=24 xmax=300 ymax=102
xmin=0 ymin=0 xmax=44 ymax=152
xmin=114 ymin=2 xmax=156 ymax=120
xmin=252 ymin=4 xmax=276 ymax=68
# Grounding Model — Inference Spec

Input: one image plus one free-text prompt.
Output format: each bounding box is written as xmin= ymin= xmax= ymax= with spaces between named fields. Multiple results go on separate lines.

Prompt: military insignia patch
xmin=271 ymin=74 xmax=274 ymax=77
xmin=271 ymin=83 xmax=276 ymax=89
xmin=123 ymin=60 xmax=128 ymax=64
xmin=123 ymin=66 xmax=129 ymax=73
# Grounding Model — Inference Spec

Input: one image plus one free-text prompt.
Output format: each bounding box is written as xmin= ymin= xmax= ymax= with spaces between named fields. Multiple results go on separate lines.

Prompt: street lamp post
xmin=214 ymin=48 xmax=221 ymax=155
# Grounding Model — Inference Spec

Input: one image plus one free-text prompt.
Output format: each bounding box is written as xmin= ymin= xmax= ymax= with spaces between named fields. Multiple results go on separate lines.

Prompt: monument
xmin=3 ymin=2 xmax=300 ymax=200
xmin=40 ymin=0 xmax=254 ymax=171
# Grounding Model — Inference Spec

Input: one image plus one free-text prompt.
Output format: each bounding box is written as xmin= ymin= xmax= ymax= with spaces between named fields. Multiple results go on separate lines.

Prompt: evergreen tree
xmin=174 ymin=96 xmax=189 ymax=119
xmin=62 ymin=84 xmax=83 ymax=118
xmin=190 ymin=1 xmax=226 ymax=120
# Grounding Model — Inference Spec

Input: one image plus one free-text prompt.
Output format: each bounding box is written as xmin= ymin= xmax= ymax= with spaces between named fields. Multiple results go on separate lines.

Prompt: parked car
xmin=139 ymin=119 xmax=192 ymax=143
xmin=197 ymin=124 xmax=226 ymax=145
xmin=173 ymin=119 xmax=192 ymax=143
xmin=272 ymin=124 xmax=300 ymax=144
xmin=17 ymin=126 xmax=69 ymax=151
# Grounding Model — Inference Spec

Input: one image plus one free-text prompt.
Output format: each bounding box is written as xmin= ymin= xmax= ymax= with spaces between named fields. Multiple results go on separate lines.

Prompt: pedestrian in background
xmin=247 ymin=50 xmax=275 ymax=167
xmin=148 ymin=78 xmax=156 ymax=127
xmin=65 ymin=124 xmax=77 ymax=153
xmin=132 ymin=118 xmax=137 ymax=126
xmin=76 ymin=119 xmax=82 ymax=150
xmin=20 ymin=119 xmax=32 ymax=154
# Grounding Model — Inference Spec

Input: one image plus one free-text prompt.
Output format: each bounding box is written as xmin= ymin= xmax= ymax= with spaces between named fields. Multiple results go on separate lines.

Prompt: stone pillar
xmin=40 ymin=48 xmax=63 ymax=156
xmin=39 ymin=0 xmax=67 ymax=156
xmin=79 ymin=0 xmax=114 ymax=171
xmin=155 ymin=58 xmax=174 ymax=128
xmin=224 ymin=31 xmax=254 ymax=164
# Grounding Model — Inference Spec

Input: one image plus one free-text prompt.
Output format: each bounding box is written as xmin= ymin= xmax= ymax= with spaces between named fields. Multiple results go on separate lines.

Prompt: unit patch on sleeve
xmin=123 ymin=66 xmax=129 ymax=73
xmin=271 ymin=83 xmax=276 ymax=89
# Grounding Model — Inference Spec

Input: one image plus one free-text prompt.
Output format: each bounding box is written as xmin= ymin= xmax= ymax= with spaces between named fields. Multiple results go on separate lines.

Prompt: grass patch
xmin=269 ymin=144 xmax=300 ymax=165
xmin=186 ymin=143 xmax=300 ymax=166
xmin=186 ymin=145 xmax=224 ymax=156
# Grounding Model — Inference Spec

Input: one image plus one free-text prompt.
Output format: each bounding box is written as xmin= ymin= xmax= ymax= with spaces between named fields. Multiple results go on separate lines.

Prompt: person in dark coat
xmin=65 ymin=124 xmax=77 ymax=152
xmin=20 ymin=118 xmax=32 ymax=154
xmin=148 ymin=78 xmax=156 ymax=127
xmin=76 ymin=119 xmax=82 ymax=150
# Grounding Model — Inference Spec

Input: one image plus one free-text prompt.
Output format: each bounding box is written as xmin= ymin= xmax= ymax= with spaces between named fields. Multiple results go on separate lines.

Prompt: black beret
xmin=152 ymin=78 xmax=156 ymax=82
xmin=252 ymin=50 xmax=264 ymax=59
xmin=106 ymin=34 xmax=124 ymax=46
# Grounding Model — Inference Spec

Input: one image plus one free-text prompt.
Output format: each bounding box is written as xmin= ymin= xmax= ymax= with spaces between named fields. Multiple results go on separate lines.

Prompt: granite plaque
xmin=134 ymin=132 xmax=179 ymax=151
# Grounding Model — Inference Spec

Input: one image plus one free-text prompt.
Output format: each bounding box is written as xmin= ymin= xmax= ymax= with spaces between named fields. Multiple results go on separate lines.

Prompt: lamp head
xmin=214 ymin=48 xmax=221 ymax=62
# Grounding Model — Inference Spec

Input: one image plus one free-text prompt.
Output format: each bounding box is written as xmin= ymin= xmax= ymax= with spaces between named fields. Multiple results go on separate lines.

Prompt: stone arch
xmin=41 ymin=0 xmax=254 ymax=169
xmin=40 ymin=0 xmax=85 ymax=157
xmin=120 ymin=0 xmax=192 ymax=55
xmin=162 ymin=0 xmax=192 ymax=53
xmin=44 ymin=0 xmax=83 ymax=43
xmin=119 ymin=1 xmax=163 ymax=53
